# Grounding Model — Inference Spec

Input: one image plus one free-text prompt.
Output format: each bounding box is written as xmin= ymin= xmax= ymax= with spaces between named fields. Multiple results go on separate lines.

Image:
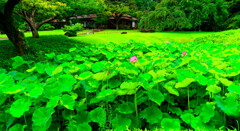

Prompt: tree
xmin=103 ymin=1 xmax=130 ymax=30
xmin=0 ymin=0 xmax=27 ymax=56
xmin=14 ymin=0 xmax=67 ymax=38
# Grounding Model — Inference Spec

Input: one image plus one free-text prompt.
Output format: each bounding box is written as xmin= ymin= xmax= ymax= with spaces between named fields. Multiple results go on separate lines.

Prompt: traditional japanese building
xmin=69 ymin=14 xmax=138 ymax=29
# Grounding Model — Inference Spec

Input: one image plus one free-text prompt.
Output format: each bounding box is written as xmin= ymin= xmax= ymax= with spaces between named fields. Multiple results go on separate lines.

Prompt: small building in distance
xmin=69 ymin=14 xmax=138 ymax=30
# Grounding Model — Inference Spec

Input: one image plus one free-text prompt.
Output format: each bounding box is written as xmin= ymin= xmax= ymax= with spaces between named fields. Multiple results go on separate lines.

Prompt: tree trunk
xmin=1 ymin=0 xmax=27 ymax=56
xmin=116 ymin=22 xmax=119 ymax=30
xmin=24 ymin=14 xmax=57 ymax=38
xmin=31 ymin=26 xmax=39 ymax=38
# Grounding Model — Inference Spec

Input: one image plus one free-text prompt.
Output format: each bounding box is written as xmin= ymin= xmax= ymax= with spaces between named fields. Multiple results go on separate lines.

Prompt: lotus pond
xmin=0 ymin=41 xmax=240 ymax=131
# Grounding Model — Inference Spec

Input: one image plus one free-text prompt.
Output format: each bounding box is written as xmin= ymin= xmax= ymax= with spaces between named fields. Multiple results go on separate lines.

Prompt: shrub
xmin=62 ymin=23 xmax=84 ymax=37
xmin=39 ymin=23 xmax=55 ymax=31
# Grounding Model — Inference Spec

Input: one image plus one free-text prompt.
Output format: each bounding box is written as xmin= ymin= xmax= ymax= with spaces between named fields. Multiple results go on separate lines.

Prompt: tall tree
xmin=14 ymin=0 xmax=67 ymax=38
xmin=103 ymin=0 xmax=130 ymax=29
xmin=0 ymin=0 xmax=27 ymax=56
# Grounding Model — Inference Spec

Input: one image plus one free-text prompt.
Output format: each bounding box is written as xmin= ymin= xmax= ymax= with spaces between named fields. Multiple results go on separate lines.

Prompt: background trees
xmin=138 ymin=0 xmax=231 ymax=32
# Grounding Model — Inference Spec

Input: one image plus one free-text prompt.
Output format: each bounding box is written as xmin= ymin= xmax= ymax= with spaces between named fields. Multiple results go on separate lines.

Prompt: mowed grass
xmin=0 ymin=29 xmax=215 ymax=45
xmin=72 ymin=30 xmax=215 ymax=45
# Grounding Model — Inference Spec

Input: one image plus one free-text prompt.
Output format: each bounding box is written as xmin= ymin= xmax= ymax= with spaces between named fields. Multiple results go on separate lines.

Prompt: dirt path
xmin=0 ymin=38 xmax=8 ymax=40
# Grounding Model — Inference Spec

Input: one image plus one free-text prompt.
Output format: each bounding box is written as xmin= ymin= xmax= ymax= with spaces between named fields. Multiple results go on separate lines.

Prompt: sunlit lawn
xmin=0 ymin=29 xmax=216 ymax=45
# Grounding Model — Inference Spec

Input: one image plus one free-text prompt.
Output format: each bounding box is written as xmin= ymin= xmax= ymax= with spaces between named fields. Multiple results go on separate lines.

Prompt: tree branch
xmin=37 ymin=15 xmax=57 ymax=29
xmin=31 ymin=8 xmax=37 ymax=17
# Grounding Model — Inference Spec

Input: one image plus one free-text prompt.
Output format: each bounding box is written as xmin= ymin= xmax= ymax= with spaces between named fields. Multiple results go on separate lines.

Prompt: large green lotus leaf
xmin=147 ymin=89 xmax=164 ymax=106
xmin=45 ymin=53 xmax=55 ymax=59
xmin=117 ymin=102 xmax=135 ymax=114
xmin=2 ymin=84 xmax=25 ymax=95
xmin=51 ymin=66 xmax=63 ymax=76
xmin=92 ymin=72 xmax=108 ymax=81
xmin=76 ymin=123 xmax=92 ymax=131
xmin=32 ymin=117 xmax=52 ymax=131
xmin=168 ymin=107 xmax=182 ymax=116
xmin=120 ymin=82 xmax=139 ymax=90
xmin=46 ymin=96 xmax=60 ymax=108
xmin=148 ymin=70 xmax=157 ymax=79
xmin=139 ymin=73 xmax=151 ymax=81
xmin=96 ymin=89 xmax=113 ymax=99
xmin=90 ymin=107 xmax=106 ymax=127
xmin=175 ymin=78 xmax=195 ymax=88
xmin=90 ymin=57 xmax=99 ymax=62
xmin=91 ymin=61 xmax=106 ymax=73
xmin=106 ymin=52 xmax=116 ymax=60
xmin=180 ymin=113 xmax=195 ymax=125
xmin=206 ymin=85 xmax=221 ymax=94
xmin=140 ymin=106 xmax=162 ymax=124
xmin=189 ymin=60 xmax=208 ymax=74
xmin=196 ymin=74 xmax=208 ymax=86
xmin=32 ymin=107 xmax=55 ymax=127
xmin=117 ymin=62 xmax=139 ymax=75
xmin=57 ymin=54 xmax=72 ymax=61
xmin=26 ymin=66 xmax=36 ymax=73
xmin=228 ymin=84 xmax=240 ymax=95
xmin=81 ymin=80 xmax=99 ymax=93
xmin=167 ymin=44 xmax=177 ymax=52
xmin=215 ymin=95 xmax=240 ymax=116
xmin=164 ymin=84 xmax=179 ymax=97
xmin=116 ymin=88 xmax=138 ymax=96
xmin=74 ymin=110 xmax=91 ymax=124
xmin=12 ymin=56 xmax=26 ymax=69
xmin=9 ymin=124 xmax=26 ymax=131
xmin=77 ymin=71 xmax=93 ymax=80
xmin=176 ymin=69 xmax=196 ymax=81
xmin=0 ymin=93 xmax=7 ymax=106
xmin=219 ymin=78 xmax=233 ymax=87
xmin=161 ymin=118 xmax=181 ymax=130
xmin=207 ymin=78 xmax=218 ymax=86
xmin=0 ymin=73 xmax=15 ymax=88
xmin=74 ymin=55 xmax=86 ymax=62
xmin=8 ymin=98 xmax=31 ymax=118
xmin=153 ymin=76 xmax=166 ymax=83
xmin=27 ymin=86 xmax=43 ymax=98
xmin=191 ymin=116 xmax=215 ymax=131
xmin=199 ymin=103 xmax=215 ymax=123
xmin=111 ymin=114 xmax=131 ymax=131
xmin=57 ymin=74 xmax=77 ymax=92
xmin=60 ymin=94 xmax=75 ymax=110
xmin=109 ymin=79 xmax=121 ymax=88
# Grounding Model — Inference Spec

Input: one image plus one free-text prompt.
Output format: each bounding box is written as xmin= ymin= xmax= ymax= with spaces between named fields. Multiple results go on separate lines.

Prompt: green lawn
xmin=0 ymin=29 xmax=215 ymax=45
xmin=72 ymin=30 xmax=215 ymax=45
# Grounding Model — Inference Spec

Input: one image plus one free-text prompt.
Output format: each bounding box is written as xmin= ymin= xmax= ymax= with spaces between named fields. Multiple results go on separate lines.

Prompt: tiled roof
xmin=70 ymin=14 xmax=138 ymax=21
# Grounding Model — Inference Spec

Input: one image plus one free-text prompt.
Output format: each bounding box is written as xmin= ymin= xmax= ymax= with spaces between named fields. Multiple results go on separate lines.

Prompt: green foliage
xmin=62 ymin=23 xmax=84 ymax=37
xmin=139 ymin=0 xmax=229 ymax=31
xmin=38 ymin=23 xmax=55 ymax=31
xmin=1 ymin=29 xmax=240 ymax=130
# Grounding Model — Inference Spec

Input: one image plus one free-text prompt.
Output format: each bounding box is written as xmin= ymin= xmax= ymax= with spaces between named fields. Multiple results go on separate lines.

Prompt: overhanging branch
xmin=37 ymin=15 xmax=57 ymax=29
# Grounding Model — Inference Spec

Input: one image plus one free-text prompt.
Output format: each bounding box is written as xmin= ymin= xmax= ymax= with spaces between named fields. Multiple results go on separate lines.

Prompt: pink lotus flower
xmin=107 ymin=71 xmax=110 ymax=75
xmin=166 ymin=41 xmax=169 ymax=44
xmin=226 ymin=43 xmax=229 ymax=45
xmin=181 ymin=51 xmax=187 ymax=57
xmin=130 ymin=56 xmax=138 ymax=63
xmin=128 ymin=42 xmax=131 ymax=44
xmin=135 ymin=47 xmax=136 ymax=49
xmin=159 ymin=55 xmax=161 ymax=58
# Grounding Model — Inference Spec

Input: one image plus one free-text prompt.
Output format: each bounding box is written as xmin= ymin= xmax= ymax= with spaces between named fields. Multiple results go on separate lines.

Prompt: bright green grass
xmin=71 ymin=30 xmax=215 ymax=45
xmin=0 ymin=29 xmax=215 ymax=45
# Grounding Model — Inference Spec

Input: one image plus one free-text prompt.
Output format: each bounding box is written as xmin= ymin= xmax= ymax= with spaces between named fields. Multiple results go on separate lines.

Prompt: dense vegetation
xmin=1 ymin=35 xmax=240 ymax=130
xmin=1 ymin=0 xmax=240 ymax=130
xmin=139 ymin=0 xmax=240 ymax=31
